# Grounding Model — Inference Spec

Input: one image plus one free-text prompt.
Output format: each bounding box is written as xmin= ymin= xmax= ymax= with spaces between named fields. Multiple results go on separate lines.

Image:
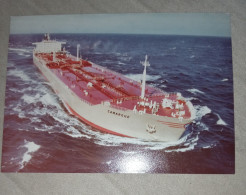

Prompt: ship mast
xmin=140 ymin=55 xmax=150 ymax=99
xmin=77 ymin=44 xmax=80 ymax=61
xmin=53 ymin=50 xmax=56 ymax=62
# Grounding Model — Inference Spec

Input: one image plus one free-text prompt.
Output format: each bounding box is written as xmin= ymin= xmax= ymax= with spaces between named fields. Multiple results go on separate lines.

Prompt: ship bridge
xmin=33 ymin=33 xmax=66 ymax=53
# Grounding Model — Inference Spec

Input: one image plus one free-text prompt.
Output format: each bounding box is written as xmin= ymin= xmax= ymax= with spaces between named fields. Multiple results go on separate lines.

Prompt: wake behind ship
xmin=32 ymin=34 xmax=194 ymax=142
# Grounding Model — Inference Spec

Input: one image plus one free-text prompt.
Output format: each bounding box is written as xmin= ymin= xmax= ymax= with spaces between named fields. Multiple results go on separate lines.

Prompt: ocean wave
xmin=144 ymin=134 xmax=190 ymax=150
xmin=30 ymin=117 xmax=42 ymax=123
xmin=12 ymin=103 xmax=27 ymax=119
xmin=202 ymin=143 xmax=216 ymax=149
xmin=194 ymin=105 xmax=211 ymax=120
xmin=64 ymin=126 xmax=91 ymax=139
xmin=185 ymin=97 xmax=198 ymax=101
xmin=160 ymin=84 xmax=167 ymax=88
xmin=9 ymin=86 xmax=34 ymax=93
xmin=18 ymin=53 xmax=31 ymax=57
xmin=170 ymin=47 xmax=176 ymax=50
xmin=7 ymin=62 xmax=15 ymax=67
xmin=221 ymin=78 xmax=228 ymax=82
xmin=216 ymin=114 xmax=227 ymax=126
xmin=195 ymin=121 xmax=209 ymax=131
xmin=118 ymin=55 xmax=132 ymax=62
xmin=187 ymin=88 xmax=205 ymax=95
xmin=21 ymin=90 xmax=61 ymax=108
xmin=8 ymin=69 xmax=31 ymax=82
xmin=21 ymin=93 xmax=41 ymax=104
xmin=9 ymin=47 xmax=33 ymax=53
xmin=165 ymin=135 xmax=198 ymax=152
xmin=19 ymin=140 xmax=41 ymax=169
xmin=92 ymin=40 xmax=102 ymax=49
xmin=117 ymin=61 xmax=126 ymax=65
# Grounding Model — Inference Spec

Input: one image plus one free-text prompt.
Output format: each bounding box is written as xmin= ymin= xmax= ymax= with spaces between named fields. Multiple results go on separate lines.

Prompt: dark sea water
xmin=1 ymin=34 xmax=234 ymax=173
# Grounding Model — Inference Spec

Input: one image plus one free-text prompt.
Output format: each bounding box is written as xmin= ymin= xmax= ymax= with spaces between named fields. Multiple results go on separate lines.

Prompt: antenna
xmin=140 ymin=55 xmax=150 ymax=99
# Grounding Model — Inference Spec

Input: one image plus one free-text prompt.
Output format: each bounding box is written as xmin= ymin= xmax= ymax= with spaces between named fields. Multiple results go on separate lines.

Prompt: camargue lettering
xmin=107 ymin=110 xmax=130 ymax=118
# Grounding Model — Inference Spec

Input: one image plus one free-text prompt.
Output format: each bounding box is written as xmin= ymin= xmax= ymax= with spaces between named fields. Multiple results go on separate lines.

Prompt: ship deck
xmin=35 ymin=52 xmax=191 ymax=119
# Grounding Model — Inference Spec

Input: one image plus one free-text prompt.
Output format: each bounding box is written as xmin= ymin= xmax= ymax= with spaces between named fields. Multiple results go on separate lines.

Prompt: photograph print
xmin=1 ymin=13 xmax=234 ymax=173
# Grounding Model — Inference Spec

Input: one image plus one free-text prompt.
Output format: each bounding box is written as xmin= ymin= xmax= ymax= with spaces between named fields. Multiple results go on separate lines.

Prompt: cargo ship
xmin=32 ymin=34 xmax=194 ymax=142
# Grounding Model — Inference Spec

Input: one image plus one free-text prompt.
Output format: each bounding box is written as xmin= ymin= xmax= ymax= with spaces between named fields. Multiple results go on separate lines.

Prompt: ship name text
xmin=107 ymin=110 xmax=130 ymax=118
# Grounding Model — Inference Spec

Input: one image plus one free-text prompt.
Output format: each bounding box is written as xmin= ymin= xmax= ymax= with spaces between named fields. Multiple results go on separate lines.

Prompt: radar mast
xmin=140 ymin=55 xmax=150 ymax=99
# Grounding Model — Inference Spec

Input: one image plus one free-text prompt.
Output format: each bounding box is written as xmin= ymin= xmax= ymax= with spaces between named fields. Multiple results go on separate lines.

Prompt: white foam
xmin=8 ymin=69 xmax=31 ymax=82
xmin=12 ymin=103 xmax=27 ymax=119
xmin=119 ymin=55 xmax=132 ymax=62
xmin=187 ymin=88 xmax=205 ymax=95
xmin=106 ymin=161 xmax=112 ymax=165
xmin=9 ymin=86 xmax=33 ymax=93
xmin=165 ymin=135 xmax=198 ymax=153
xmin=161 ymin=84 xmax=167 ymax=88
xmin=221 ymin=78 xmax=228 ymax=82
xmin=21 ymin=91 xmax=61 ymax=109
xmin=144 ymin=134 xmax=190 ymax=150
xmin=216 ymin=114 xmax=227 ymax=126
xmin=18 ymin=53 xmax=31 ymax=57
xmin=195 ymin=121 xmax=209 ymax=131
xmin=21 ymin=93 xmax=40 ymax=104
xmin=203 ymin=145 xmax=212 ymax=149
xmin=194 ymin=105 xmax=211 ymax=120
xmin=9 ymin=47 xmax=32 ymax=53
xmin=7 ymin=62 xmax=15 ymax=67
xmin=117 ymin=61 xmax=126 ymax=65
xmin=39 ymin=93 xmax=60 ymax=107
xmin=190 ymin=55 xmax=195 ymax=59
xmin=20 ymin=140 xmax=40 ymax=169
xmin=18 ymin=112 xmax=26 ymax=118
xmin=185 ymin=97 xmax=198 ymax=101
xmin=30 ymin=117 xmax=42 ymax=123
xmin=64 ymin=126 xmax=91 ymax=139
xmin=125 ymin=74 xmax=161 ymax=82
xmin=92 ymin=41 xmax=102 ymax=49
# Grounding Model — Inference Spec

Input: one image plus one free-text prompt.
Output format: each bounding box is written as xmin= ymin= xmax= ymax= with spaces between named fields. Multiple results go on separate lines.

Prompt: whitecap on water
xmin=194 ymin=105 xmax=211 ymax=120
xmin=165 ymin=135 xmax=199 ymax=152
xmin=19 ymin=140 xmax=41 ymax=169
xmin=64 ymin=126 xmax=91 ymax=139
xmin=215 ymin=114 xmax=227 ymax=126
xmin=9 ymin=86 xmax=33 ymax=93
xmin=21 ymin=89 xmax=61 ymax=109
xmin=8 ymin=69 xmax=31 ymax=82
xmin=221 ymin=78 xmax=228 ymax=82
xmin=195 ymin=121 xmax=209 ymax=131
xmin=8 ymin=47 xmax=33 ymax=53
xmin=187 ymin=88 xmax=205 ymax=95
